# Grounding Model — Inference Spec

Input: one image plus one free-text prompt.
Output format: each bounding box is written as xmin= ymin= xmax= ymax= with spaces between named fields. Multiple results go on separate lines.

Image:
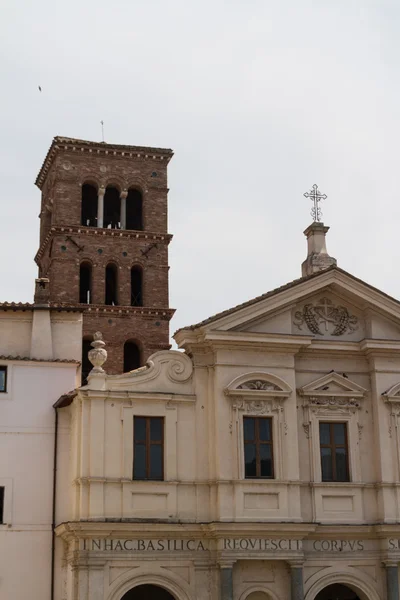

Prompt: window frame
xmin=0 ymin=366 xmax=7 ymax=393
xmin=243 ymin=416 xmax=274 ymax=479
xmin=133 ymin=416 xmax=164 ymax=481
xmin=319 ymin=421 xmax=350 ymax=482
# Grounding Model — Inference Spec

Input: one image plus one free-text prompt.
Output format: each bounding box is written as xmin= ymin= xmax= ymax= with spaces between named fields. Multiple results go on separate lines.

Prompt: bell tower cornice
xmin=35 ymin=136 xmax=174 ymax=190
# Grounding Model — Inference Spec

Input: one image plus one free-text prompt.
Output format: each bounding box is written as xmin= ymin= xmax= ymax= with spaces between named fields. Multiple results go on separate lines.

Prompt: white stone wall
xmin=0 ymin=309 xmax=81 ymax=600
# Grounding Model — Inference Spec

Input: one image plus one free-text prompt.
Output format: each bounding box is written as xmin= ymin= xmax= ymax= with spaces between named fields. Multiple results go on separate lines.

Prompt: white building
xmin=0 ymin=279 xmax=82 ymax=600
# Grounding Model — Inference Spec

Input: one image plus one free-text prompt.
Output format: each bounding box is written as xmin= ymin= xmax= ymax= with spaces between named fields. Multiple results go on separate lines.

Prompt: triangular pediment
xmin=382 ymin=382 xmax=400 ymax=402
xmin=175 ymin=267 xmax=400 ymax=349
xmin=298 ymin=372 xmax=367 ymax=398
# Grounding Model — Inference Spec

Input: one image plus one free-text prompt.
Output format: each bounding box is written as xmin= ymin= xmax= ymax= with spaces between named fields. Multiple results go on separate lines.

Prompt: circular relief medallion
xmin=62 ymin=161 xmax=71 ymax=171
xmin=100 ymin=165 xmax=107 ymax=173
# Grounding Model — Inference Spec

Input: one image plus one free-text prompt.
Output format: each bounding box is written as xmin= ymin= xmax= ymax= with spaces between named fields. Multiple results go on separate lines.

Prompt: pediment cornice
xmin=298 ymin=371 xmax=367 ymax=398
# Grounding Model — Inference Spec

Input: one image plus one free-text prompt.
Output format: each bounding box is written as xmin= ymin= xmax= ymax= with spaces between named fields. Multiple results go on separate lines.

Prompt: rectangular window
xmin=0 ymin=367 xmax=7 ymax=393
xmin=319 ymin=422 xmax=349 ymax=482
xmin=133 ymin=417 xmax=164 ymax=480
xmin=244 ymin=417 xmax=274 ymax=478
xmin=0 ymin=487 xmax=4 ymax=524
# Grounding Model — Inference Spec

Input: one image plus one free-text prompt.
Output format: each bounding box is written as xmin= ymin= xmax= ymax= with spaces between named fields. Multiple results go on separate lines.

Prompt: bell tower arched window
xmin=79 ymin=262 xmax=92 ymax=304
xmin=124 ymin=341 xmax=141 ymax=372
xmin=81 ymin=184 xmax=98 ymax=227
xmin=103 ymin=186 xmax=121 ymax=229
xmin=126 ymin=188 xmax=143 ymax=230
xmin=131 ymin=266 xmax=143 ymax=306
xmin=105 ymin=263 xmax=118 ymax=305
xmin=81 ymin=337 xmax=92 ymax=385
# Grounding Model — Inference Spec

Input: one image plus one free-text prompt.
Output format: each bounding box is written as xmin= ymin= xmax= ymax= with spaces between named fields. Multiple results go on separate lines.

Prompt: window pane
xmin=0 ymin=369 xmax=6 ymax=392
xmin=244 ymin=418 xmax=255 ymax=441
xmin=321 ymin=447 xmax=333 ymax=481
xmin=134 ymin=444 xmax=146 ymax=479
xmin=244 ymin=444 xmax=257 ymax=477
xmin=319 ymin=422 xmax=331 ymax=445
xmin=150 ymin=418 xmax=163 ymax=442
xmin=335 ymin=448 xmax=349 ymax=481
xmin=259 ymin=418 xmax=271 ymax=441
xmin=150 ymin=445 xmax=163 ymax=479
xmin=333 ymin=423 xmax=346 ymax=445
xmin=134 ymin=417 xmax=146 ymax=441
xmin=259 ymin=444 xmax=273 ymax=477
xmin=0 ymin=487 xmax=4 ymax=524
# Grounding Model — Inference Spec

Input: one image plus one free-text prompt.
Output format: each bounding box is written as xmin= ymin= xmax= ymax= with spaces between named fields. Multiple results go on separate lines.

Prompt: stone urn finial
xmin=88 ymin=332 xmax=107 ymax=374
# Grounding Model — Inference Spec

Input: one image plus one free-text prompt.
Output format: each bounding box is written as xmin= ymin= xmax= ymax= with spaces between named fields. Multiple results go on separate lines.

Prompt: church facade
xmin=54 ymin=221 xmax=400 ymax=600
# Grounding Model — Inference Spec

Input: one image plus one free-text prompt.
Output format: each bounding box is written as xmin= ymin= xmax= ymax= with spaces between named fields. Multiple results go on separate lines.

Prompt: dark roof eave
xmin=54 ymin=390 xmax=78 ymax=409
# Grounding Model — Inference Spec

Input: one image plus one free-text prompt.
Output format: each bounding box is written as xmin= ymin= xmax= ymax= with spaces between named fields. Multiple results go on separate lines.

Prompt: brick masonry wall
xmin=83 ymin=312 xmax=171 ymax=375
xmin=36 ymin=142 xmax=173 ymax=374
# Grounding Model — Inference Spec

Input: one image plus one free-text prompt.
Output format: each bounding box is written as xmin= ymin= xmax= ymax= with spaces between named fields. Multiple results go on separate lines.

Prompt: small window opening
xmin=0 ymin=367 xmax=7 ymax=393
xmin=319 ymin=422 xmax=349 ymax=482
xmin=79 ymin=262 xmax=92 ymax=304
xmin=103 ymin=187 xmax=121 ymax=229
xmin=133 ymin=417 xmax=164 ymax=480
xmin=124 ymin=341 xmax=141 ymax=372
xmin=0 ymin=487 xmax=4 ymax=524
xmin=81 ymin=184 xmax=98 ymax=227
xmin=105 ymin=263 xmax=118 ymax=305
xmin=131 ymin=266 xmax=143 ymax=306
xmin=126 ymin=189 xmax=143 ymax=231
xmin=81 ymin=338 xmax=92 ymax=385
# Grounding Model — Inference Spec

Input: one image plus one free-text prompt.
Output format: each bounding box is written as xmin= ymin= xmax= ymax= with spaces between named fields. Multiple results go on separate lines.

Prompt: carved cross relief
xmin=294 ymin=296 xmax=359 ymax=336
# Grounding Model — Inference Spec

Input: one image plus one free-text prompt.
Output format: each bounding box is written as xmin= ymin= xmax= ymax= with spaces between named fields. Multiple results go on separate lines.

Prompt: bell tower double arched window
xmin=103 ymin=186 xmax=121 ymax=229
xmin=126 ymin=188 xmax=143 ymax=230
xmin=81 ymin=184 xmax=98 ymax=227
xmin=79 ymin=262 xmax=92 ymax=304
xmin=81 ymin=337 xmax=92 ymax=385
xmin=105 ymin=263 xmax=118 ymax=305
xmin=123 ymin=340 xmax=141 ymax=372
xmin=131 ymin=266 xmax=143 ymax=306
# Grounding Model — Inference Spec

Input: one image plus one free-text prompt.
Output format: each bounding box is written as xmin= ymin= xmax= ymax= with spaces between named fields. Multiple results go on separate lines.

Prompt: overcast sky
xmin=1 ymin=1 xmax=399 ymax=340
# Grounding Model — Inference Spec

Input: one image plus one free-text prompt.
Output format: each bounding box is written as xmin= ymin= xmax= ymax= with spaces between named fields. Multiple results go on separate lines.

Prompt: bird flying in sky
xmin=38 ymin=86 xmax=42 ymax=92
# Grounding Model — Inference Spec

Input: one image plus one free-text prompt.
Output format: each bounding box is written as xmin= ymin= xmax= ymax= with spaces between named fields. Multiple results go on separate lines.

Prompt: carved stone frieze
xmin=308 ymin=395 xmax=360 ymax=414
xmin=293 ymin=297 xmax=358 ymax=336
xmin=237 ymin=380 xmax=281 ymax=391
xmin=232 ymin=399 xmax=283 ymax=415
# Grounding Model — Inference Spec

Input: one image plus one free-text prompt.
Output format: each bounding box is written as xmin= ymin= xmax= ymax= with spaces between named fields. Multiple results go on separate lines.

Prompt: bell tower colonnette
xmin=35 ymin=136 xmax=175 ymax=375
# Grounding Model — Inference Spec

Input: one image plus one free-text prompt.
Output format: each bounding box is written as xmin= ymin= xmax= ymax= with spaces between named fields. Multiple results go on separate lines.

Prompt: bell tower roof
xmin=35 ymin=136 xmax=174 ymax=190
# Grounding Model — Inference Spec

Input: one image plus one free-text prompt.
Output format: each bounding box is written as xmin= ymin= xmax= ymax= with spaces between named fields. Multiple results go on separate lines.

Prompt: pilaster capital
xmin=287 ymin=560 xmax=304 ymax=569
xmin=383 ymin=561 xmax=399 ymax=568
xmin=218 ymin=560 xmax=236 ymax=570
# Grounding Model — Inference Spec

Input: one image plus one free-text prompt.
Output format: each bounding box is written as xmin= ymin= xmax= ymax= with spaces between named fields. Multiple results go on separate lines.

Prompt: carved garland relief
xmin=294 ymin=297 xmax=358 ymax=336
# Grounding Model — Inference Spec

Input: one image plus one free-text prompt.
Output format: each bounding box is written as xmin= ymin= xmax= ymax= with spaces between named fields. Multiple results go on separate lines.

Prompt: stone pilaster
xmin=289 ymin=562 xmax=304 ymax=600
xmin=219 ymin=563 xmax=234 ymax=600
xmin=386 ymin=563 xmax=399 ymax=600
xmin=97 ymin=186 xmax=105 ymax=228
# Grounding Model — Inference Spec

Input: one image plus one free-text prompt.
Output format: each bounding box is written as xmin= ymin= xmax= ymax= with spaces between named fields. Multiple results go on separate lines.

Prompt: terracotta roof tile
xmin=0 ymin=302 xmax=83 ymax=312
xmin=0 ymin=355 xmax=79 ymax=364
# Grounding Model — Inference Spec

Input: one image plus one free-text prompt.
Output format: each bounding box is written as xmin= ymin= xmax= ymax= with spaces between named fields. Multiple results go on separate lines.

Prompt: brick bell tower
xmin=35 ymin=136 xmax=175 ymax=378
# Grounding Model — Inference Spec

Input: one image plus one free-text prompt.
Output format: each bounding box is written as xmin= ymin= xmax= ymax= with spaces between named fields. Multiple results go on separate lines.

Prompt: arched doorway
xmin=121 ymin=584 xmax=175 ymax=600
xmin=315 ymin=584 xmax=360 ymax=600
